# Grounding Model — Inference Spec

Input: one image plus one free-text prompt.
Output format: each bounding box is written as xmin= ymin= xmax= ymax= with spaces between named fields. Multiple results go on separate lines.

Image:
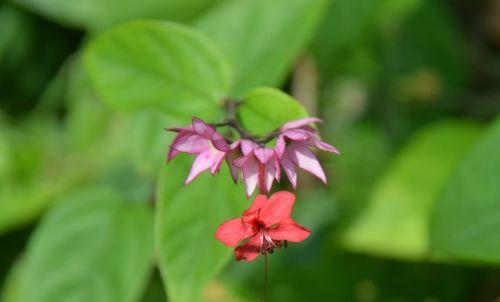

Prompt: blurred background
xmin=1 ymin=0 xmax=500 ymax=301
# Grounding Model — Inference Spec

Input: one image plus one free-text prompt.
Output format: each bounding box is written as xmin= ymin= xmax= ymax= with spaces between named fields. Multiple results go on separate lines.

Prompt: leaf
xmin=84 ymin=20 xmax=230 ymax=121
xmin=156 ymin=156 xmax=246 ymax=302
xmin=1 ymin=259 xmax=24 ymax=302
xmin=195 ymin=0 xmax=331 ymax=96
xmin=237 ymin=87 xmax=309 ymax=136
xmin=341 ymin=121 xmax=481 ymax=260
xmin=19 ymin=188 xmax=154 ymax=302
xmin=430 ymin=117 xmax=500 ymax=264
xmin=11 ymin=0 xmax=223 ymax=31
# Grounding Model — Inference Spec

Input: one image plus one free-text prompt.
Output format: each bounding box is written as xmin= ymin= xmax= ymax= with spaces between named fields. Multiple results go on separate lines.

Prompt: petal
xmin=215 ymin=218 xmax=254 ymax=247
xmin=235 ymin=234 xmax=262 ymax=262
xmin=211 ymin=131 xmax=230 ymax=152
xmin=185 ymin=149 xmax=221 ymax=184
xmin=172 ymin=134 xmax=210 ymax=154
xmin=246 ymin=194 xmax=268 ymax=213
xmin=275 ymin=135 xmax=286 ymax=158
xmin=259 ymin=191 xmax=296 ymax=227
xmin=280 ymin=117 xmax=322 ymax=131
xmin=192 ymin=117 xmax=215 ymax=137
xmin=308 ymin=136 xmax=340 ymax=154
xmin=280 ymin=151 xmax=297 ymax=189
xmin=283 ymin=129 xmax=310 ymax=141
xmin=288 ymin=142 xmax=327 ymax=183
xmin=209 ymin=152 xmax=226 ymax=175
xmin=264 ymin=160 xmax=277 ymax=192
xmin=267 ymin=218 xmax=311 ymax=242
xmin=225 ymin=150 xmax=240 ymax=183
xmin=254 ymin=147 xmax=274 ymax=164
xmin=241 ymin=158 xmax=259 ymax=197
xmin=240 ymin=139 xmax=259 ymax=156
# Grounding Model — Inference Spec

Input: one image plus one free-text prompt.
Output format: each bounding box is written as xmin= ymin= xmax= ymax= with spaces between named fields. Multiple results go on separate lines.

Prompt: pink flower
xmin=228 ymin=140 xmax=280 ymax=197
xmin=275 ymin=118 xmax=339 ymax=188
xmin=167 ymin=117 xmax=229 ymax=184
xmin=215 ymin=191 xmax=310 ymax=262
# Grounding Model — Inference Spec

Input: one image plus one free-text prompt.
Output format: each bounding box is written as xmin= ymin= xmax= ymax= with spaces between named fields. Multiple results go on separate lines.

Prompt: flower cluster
xmin=167 ymin=117 xmax=339 ymax=195
xmin=166 ymin=111 xmax=338 ymax=262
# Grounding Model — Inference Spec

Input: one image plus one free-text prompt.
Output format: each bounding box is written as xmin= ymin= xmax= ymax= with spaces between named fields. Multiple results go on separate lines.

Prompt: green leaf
xmin=84 ymin=20 xmax=230 ymax=120
xmin=431 ymin=117 xmax=500 ymax=264
xmin=196 ymin=0 xmax=331 ymax=96
xmin=1 ymin=259 xmax=24 ymax=302
xmin=156 ymin=156 xmax=246 ymax=302
xmin=341 ymin=121 xmax=481 ymax=260
xmin=19 ymin=188 xmax=154 ymax=302
xmin=237 ymin=87 xmax=309 ymax=136
xmin=11 ymin=0 xmax=223 ymax=31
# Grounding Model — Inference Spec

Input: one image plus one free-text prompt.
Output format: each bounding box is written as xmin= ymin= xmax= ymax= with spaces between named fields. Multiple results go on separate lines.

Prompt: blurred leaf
xmin=0 ymin=5 xmax=25 ymax=61
xmin=237 ymin=87 xmax=309 ymax=136
xmin=342 ymin=121 xmax=481 ymax=260
xmin=11 ymin=0 xmax=223 ymax=31
xmin=311 ymin=0 xmax=377 ymax=76
xmin=1 ymin=259 xmax=23 ymax=302
xmin=64 ymin=56 xmax=110 ymax=151
xmin=84 ymin=20 xmax=230 ymax=121
xmin=196 ymin=0 xmax=331 ymax=96
xmin=156 ymin=156 xmax=246 ymax=302
xmin=431 ymin=117 xmax=500 ymax=264
xmin=19 ymin=188 xmax=154 ymax=302
xmin=125 ymin=111 xmax=173 ymax=178
xmin=375 ymin=0 xmax=423 ymax=32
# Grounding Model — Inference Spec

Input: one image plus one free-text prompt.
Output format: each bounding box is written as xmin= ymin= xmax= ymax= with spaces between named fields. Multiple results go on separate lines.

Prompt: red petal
xmin=259 ymin=191 xmax=296 ymax=227
xmin=215 ymin=218 xmax=254 ymax=247
xmin=235 ymin=234 xmax=262 ymax=262
xmin=247 ymin=194 xmax=267 ymax=212
xmin=267 ymin=218 xmax=311 ymax=242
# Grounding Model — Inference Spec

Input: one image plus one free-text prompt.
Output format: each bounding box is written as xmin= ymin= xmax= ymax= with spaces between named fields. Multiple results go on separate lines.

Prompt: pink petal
xmin=267 ymin=218 xmax=311 ymax=242
xmin=275 ymin=135 xmax=286 ymax=158
xmin=259 ymin=191 xmax=296 ymax=227
xmin=288 ymin=142 xmax=327 ymax=183
xmin=280 ymin=151 xmax=297 ymax=189
xmin=254 ymin=147 xmax=274 ymax=164
xmin=283 ymin=129 xmax=310 ymax=141
xmin=209 ymin=152 xmax=225 ymax=175
xmin=192 ymin=117 xmax=215 ymax=137
xmin=185 ymin=149 xmax=221 ymax=184
xmin=309 ymin=136 xmax=340 ymax=154
xmin=172 ymin=134 xmax=210 ymax=154
xmin=165 ymin=125 xmax=194 ymax=132
xmin=225 ymin=150 xmax=240 ymax=183
xmin=264 ymin=160 xmax=277 ymax=192
xmin=280 ymin=117 xmax=322 ymax=131
xmin=215 ymin=218 xmax=254 ymax=247
xmin=240 ymin=139 xmax=259 ymax=156
xmin=211 ymin=131 xmax=230 ymax=152
xmin=241 ymin=158 xmax=259 ymax=197
xmin=235 ymin=233 xmax=262 ymax=262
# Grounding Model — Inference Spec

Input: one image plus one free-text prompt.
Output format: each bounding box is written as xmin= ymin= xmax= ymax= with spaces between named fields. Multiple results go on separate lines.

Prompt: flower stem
xmin=211 ymin=98 xmax=281 ymax=145
xmin=261 ymin=253 xmax=269 ymax=302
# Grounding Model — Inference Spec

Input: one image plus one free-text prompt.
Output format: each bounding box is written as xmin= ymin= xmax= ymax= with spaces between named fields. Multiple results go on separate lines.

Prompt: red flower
xmin=215 ymin=191 xmax=311 ymax=262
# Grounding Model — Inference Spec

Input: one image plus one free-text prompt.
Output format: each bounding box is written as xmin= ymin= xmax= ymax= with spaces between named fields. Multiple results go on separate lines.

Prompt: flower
xmin=228 ymin=140 xmax=280 ymax=197
xmin=167 ymin=117 xmax=229 ymax=184
xmin=275 ymin=117 xmax=340 ymax=188
xmin=215 ymin=191 xmax=310 ymax=262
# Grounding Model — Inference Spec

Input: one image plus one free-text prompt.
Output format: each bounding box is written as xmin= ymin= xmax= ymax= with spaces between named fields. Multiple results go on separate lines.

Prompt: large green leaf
xmin=341 ymin=121 xmax=481 ymax=260
xmin=156 ymin=156 xmax=246 ymax=302
xmin=19 ymin=188 xmax=154 ymax=302
xmin=84 ymin=20 xmax=230 ymax=120
xmin=11 ymin=0 xmax=223 ymax=31
xmin=431 ymin=117 xmax=500 ymax=264
xmin=196 ymin=0 xmax=331 ymax=96
xmin=237 ymin=87 xmax=309 ymax=136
